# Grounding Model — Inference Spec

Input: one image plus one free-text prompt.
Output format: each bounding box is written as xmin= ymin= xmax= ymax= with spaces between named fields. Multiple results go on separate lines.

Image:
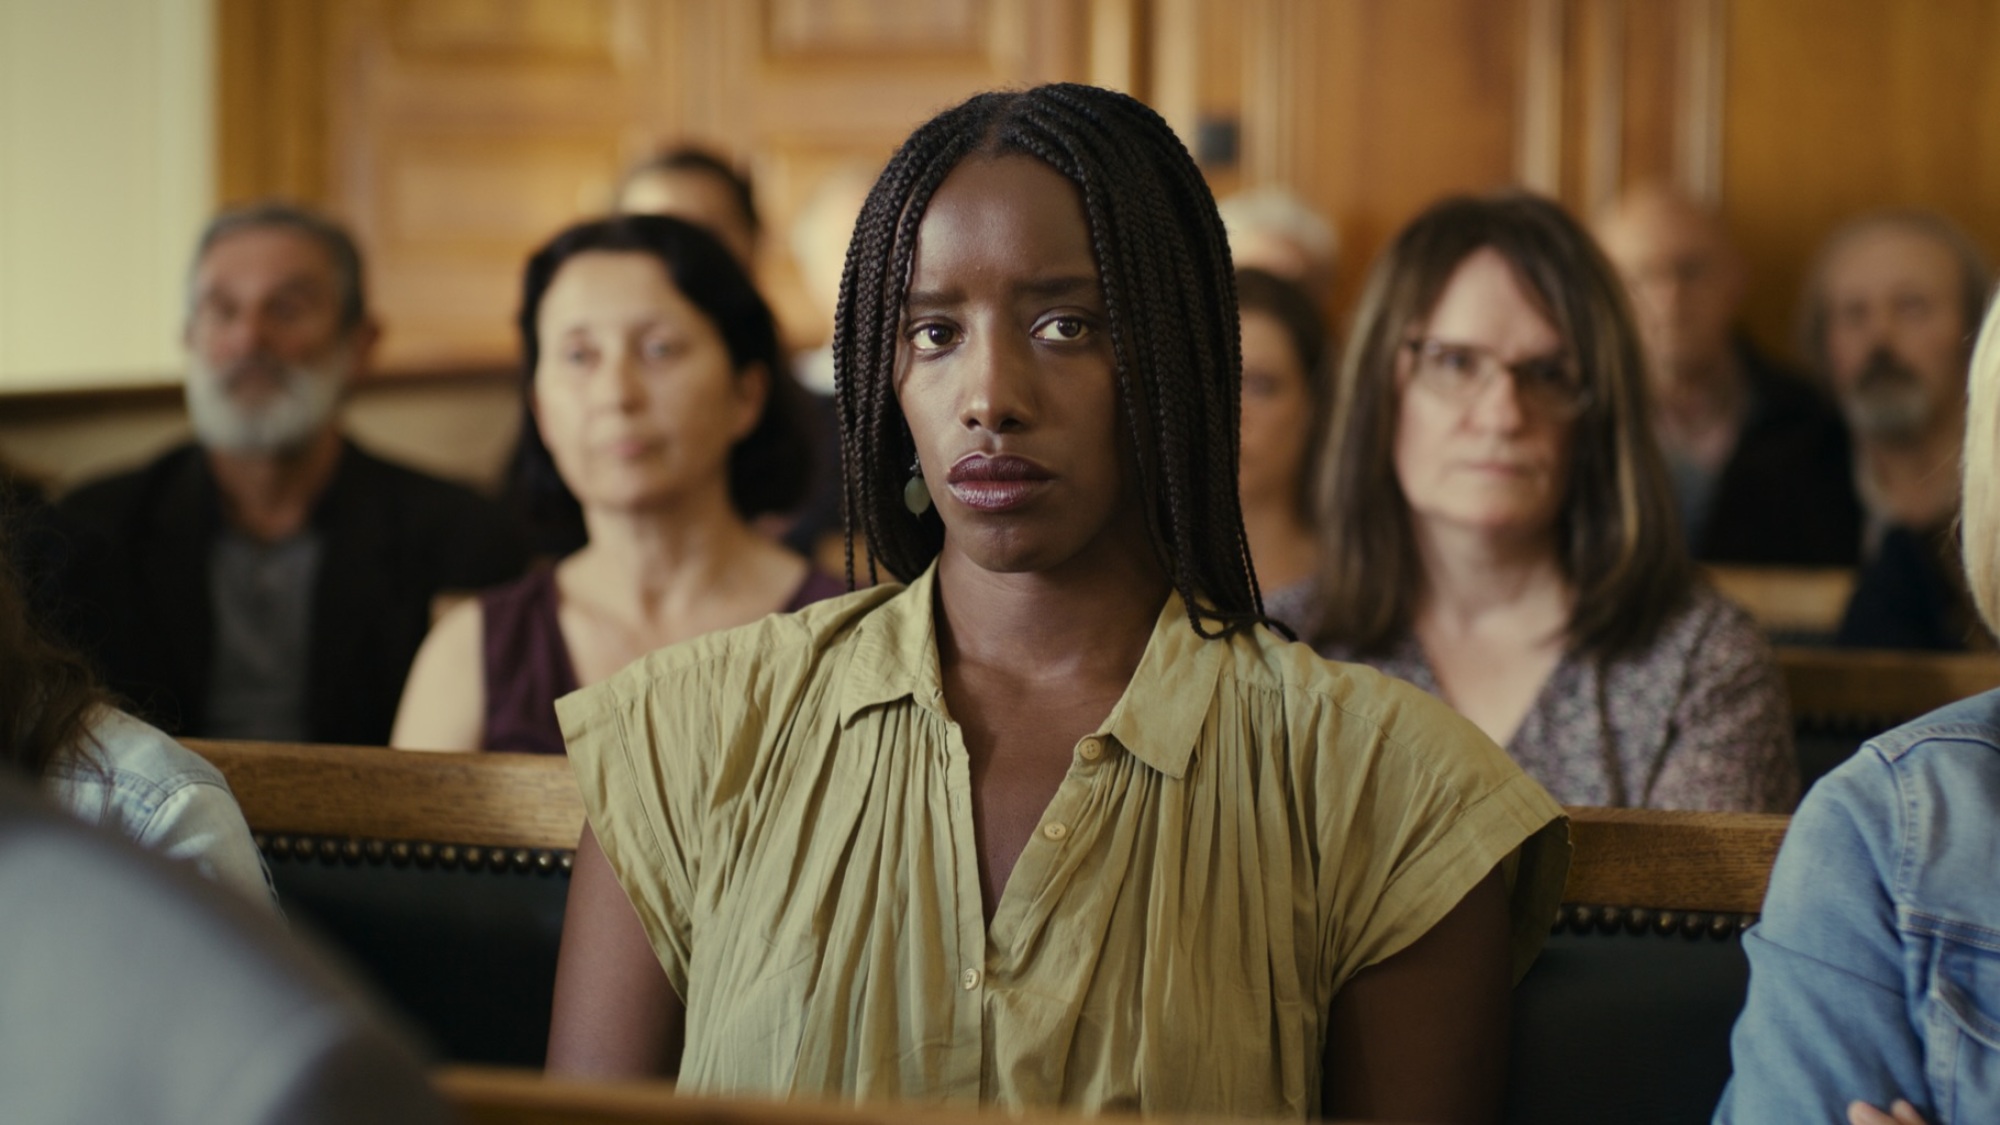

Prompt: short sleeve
xmin=557 ymin=658 xmax=715 ymax=998
xmin=1310 ymin=667 xmax=1570 ymax=990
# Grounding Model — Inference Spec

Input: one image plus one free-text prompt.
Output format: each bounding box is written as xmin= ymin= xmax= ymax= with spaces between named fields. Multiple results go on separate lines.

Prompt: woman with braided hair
xmin=548 ymin=84 xmax=1567 ymax=1121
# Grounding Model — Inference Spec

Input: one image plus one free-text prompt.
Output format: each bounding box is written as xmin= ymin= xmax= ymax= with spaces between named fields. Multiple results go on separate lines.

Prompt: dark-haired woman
xmin=1312 ymin=192 xmax=1794 ymax=812
xmin=391 ymin=216 xmax=840 ymax=754
xmin=1 ymin=522 xmax=269 ymax=905
xmin=547 ymin=86 xmax=1567 ymax=1121
xmin=1234 ymin=268 xmax=1333 ymax=636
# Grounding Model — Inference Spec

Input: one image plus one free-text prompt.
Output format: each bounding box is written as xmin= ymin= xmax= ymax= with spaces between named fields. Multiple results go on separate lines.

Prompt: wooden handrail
xmin=1558 ymin=807 xmax=1786 ymax=915
xmin=436 ymin=1067 xmax=1021 ymax=1125
xmin=186 ymin=740 xmax=585 ymax=850
xmin=1777 ymin=646 xmax=2000 ymax=726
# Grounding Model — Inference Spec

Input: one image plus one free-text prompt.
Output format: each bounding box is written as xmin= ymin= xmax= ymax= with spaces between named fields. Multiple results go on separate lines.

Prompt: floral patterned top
xmin=1318 ymin=584 xmax=1798 ymax=812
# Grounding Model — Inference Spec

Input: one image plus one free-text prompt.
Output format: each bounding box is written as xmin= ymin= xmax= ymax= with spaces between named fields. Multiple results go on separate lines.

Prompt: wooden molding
xmin=215 ymin=0 xmax=335 ymax=206
xmin=1674 ymin=0 xmax=1726 ymax=204
xmin=1516 ymin=0 xmax=1566 ymax=194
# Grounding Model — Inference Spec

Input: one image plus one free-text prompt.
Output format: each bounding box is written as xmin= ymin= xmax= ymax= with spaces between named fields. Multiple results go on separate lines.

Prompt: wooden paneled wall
xmin=217 ymin=0 xmax=2000 ymax=377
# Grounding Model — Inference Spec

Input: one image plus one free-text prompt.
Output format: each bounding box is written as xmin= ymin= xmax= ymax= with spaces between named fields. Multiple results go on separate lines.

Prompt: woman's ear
xmin=730 ymin=361 xmax=772 ymax=441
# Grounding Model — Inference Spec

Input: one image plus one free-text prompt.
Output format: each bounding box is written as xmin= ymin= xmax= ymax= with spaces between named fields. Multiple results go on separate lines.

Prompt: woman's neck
xmin=1239 ymin=490 xmax=1318 ymax=594
xmin=568 ymin=485 xmax=773 ymax=624
xmin=933 ymin=539 xmax=1171 ymax=694
xmin=1413 ymin=521 xmax=1571 ymax=642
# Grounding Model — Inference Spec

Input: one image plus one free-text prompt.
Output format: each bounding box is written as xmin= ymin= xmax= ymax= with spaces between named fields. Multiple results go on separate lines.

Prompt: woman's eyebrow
xmin=1017 ymin=274 xmax=1101 ymax=301
xmin=903 ymin=286 xmax=961 ymax=311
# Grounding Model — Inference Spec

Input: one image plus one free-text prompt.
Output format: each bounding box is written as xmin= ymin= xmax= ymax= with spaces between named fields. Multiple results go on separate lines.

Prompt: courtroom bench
xmin=1707 ymin=565 xmax=1855 ymax=645
xmin=1777 ymin=646 xmax=2000 ymax=790
xmin=191 ymin=740 xmax=1786 ymax=1125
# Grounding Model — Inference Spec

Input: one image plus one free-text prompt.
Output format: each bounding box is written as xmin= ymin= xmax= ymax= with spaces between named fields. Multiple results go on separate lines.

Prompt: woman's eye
xmin=1422 ymin=344 xmax=1479 ymax=379
xmin=562 ymin=345 xmax=595 ymax=366
xmin=642 ymin=338 xmax=687 ymax=361
xmin=1243 ymin=372 xmax=1280 ymax=399
xmin=908 ymin=324 xmax=959 ymax=352
xmin=1034 ymin=316 xmax=1091 ymax=342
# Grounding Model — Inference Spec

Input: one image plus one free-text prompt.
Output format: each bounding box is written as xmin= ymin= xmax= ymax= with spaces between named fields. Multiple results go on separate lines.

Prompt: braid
xmin=836 ymin=84 xmax=1271 ymax=638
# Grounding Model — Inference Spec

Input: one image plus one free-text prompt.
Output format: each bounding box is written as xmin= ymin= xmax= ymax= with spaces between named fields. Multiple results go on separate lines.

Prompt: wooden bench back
xmin=187 ymin=740 xmax=584 ymax=850
xmin=1777 ymin=646 xmax=2000 ymax=729
xmin=190 ymin=741 xmax=1787 ymax=916
xmin=1707 ymin=565 xmax=1855 ymax=636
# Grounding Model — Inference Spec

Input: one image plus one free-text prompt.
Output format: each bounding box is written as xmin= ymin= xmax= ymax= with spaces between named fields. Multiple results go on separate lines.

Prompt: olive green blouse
xmin=558 ymin=564 xmax=1569 ymax=1117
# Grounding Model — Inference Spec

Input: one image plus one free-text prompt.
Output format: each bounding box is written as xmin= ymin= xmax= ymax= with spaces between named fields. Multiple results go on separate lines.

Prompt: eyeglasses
xmin=1401 ymin=338 xmax=1592 ymax=419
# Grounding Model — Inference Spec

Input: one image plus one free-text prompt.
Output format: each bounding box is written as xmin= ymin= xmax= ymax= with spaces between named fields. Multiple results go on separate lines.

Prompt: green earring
xmin=904 ymin=457 xmax=932 ymax=516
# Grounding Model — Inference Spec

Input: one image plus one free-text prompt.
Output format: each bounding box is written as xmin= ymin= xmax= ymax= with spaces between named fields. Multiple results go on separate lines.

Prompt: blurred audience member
xmin=1716 ymin=291 xmax=2000 ymax=1124
xmin=616 ymin=145 xmax=760 ymax=273
xmin=1314 ymin=192 xmax=1794 ymax=812
xmin=0 ymin=775 xmax=446 ymax=1125
xmin=392 ymin=216 xmax=842 ymax=754
xmin=1234 ymin=268 xmax=1332 ymax=636
xmin=785 ymin=161 xmax=881 ymax=573
xmin=59 ymin=203 xmax=529 ymax=745
xmin=2 ymin=516 xmax=269 ymax=904
xmin=1595 ymin=184 xmax=1861 ymax=565
xmin=1219 ymin=186 xmax=1341 ymax=306
xmin=789 ymin=161 xmax=881 ymax=395
xmin=1805 ymin=210 xmax=1994 ymax=649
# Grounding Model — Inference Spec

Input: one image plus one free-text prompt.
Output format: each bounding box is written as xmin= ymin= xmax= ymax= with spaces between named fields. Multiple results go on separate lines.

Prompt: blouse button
xmin=961 ymin=968 xmax=981 ymax=991
xmin=1042 ymin=822 xmax=1069 ymax=842
xmin=1079 ymin=740 xmax=1102 ymax=761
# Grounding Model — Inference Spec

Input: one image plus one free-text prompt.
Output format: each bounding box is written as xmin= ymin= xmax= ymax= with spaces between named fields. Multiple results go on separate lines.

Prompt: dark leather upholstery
xmin=265 ymin=847 xmax=569 ymax=1066
xmin=1507 ymin=924 xmax=1751 ymax=1125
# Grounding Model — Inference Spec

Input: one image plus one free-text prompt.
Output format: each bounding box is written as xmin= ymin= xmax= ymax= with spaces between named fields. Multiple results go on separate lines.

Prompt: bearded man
xmin=59 ymin=203 xmax=527 ymax=742
xmin=1803 ymin=209 xmax=1994 ymax=649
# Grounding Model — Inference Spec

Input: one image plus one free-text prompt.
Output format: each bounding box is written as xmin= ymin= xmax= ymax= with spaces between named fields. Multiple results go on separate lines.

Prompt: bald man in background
xmin=1596 ymin=185 xmax=1862 ymax=566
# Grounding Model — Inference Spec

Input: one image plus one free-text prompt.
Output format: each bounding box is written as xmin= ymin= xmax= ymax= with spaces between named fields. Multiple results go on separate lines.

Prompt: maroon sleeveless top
xmin=479 ymin=566 xmax=847 ymax=754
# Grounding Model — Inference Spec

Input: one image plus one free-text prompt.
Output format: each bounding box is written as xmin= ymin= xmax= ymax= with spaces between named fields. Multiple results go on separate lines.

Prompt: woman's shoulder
xmin=1779 ymin=689 xmax=2000 ymax=929
xmin=1226 ymin=625 xmax=1528 ymax=792
xmin=1611 ymin=581 xmax=1768 ymax=674
xmin=45 ymin=708 xmax=234 ymax=828
xmin=562 ymin=579 xmax=907 ymax=721
xmin=51 ymin=708 xmax=228 ymax=794
xmin=1848 ymin=687 xmax=2000 ymax=803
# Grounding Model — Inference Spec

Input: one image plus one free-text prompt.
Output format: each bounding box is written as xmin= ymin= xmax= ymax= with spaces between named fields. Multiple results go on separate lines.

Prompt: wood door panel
xmin=764 ymin=0 xmax=991 ymax=60
xmin=386 ymin=0 xmax=622 ymax=62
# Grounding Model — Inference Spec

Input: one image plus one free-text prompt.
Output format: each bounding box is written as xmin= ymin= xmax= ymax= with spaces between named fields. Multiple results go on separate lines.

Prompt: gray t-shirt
xmin=206 ymin=529 xmax=322 ymax=741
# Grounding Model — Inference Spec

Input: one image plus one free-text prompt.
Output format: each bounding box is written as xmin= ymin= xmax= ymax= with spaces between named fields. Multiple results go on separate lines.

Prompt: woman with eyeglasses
xmin=1310 ymin=192 xmax=1795 ymax=812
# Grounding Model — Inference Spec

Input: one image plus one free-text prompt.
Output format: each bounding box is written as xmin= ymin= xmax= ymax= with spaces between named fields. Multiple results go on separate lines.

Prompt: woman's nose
xmin=959 ymin=333 xmax=1034 ymax=433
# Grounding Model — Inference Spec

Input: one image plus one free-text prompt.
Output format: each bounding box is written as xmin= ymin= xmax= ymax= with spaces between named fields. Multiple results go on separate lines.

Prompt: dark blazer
xmin=59 ymin=441 xmax=529 ymax=745
xmin=1837 ymin=523 xmax=1985 ymax=651
xmin=1695 ymin=342 xmax=1865 ymax=567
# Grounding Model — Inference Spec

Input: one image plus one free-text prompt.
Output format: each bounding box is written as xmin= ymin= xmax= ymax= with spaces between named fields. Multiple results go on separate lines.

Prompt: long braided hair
xmin=834 ymin=83 xmax=1263 ymax=638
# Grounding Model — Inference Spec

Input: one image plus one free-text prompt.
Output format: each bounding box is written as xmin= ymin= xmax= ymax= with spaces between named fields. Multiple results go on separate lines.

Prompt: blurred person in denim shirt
xmin=1716 ymin=289 xmax=2000 ymax=1125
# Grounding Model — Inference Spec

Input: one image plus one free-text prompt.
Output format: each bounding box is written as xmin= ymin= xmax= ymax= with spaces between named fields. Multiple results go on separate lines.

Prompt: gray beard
xmin=185 ymin=347 xmax=348 ymax=454
xmin=1841 ymin=356 xmax=1934 ymax=444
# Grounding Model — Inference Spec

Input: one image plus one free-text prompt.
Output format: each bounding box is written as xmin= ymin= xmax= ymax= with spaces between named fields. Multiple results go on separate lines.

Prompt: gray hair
xmin=1798 ymin=208 xmax=1994 ymax=373
xmin=188 ymin=201 xmax=368 ymax=333
xmin=1217 ymin=186 xmax=1341 ymax=277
